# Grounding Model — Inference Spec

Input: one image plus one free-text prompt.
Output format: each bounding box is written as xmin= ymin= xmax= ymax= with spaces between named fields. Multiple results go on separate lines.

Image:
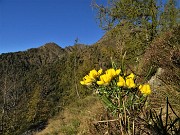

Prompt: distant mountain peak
xmin=39 ymin=42 xmax=65 ymax=54
xmin=39 ymin=42 xmax=62 ymax=50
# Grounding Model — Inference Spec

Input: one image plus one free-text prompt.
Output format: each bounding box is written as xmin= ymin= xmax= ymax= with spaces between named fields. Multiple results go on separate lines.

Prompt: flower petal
xmin=116 ymin=69 xmax=121 ymax=75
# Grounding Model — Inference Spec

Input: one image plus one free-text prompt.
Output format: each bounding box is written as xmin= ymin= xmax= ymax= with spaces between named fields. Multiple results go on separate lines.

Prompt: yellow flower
xmin=126 ymin=78 xmax=136 ymax=88
xmin=117 ymin=76 xmax=125 ymax=87
xmin=125 ymin=73 xmax=136 ymax=88
xmin=80 ymin=81 xmax=88 ymax=85
xmin=80 ymin=69 xmax=102 ymax=86
xmin=105 ymin=68 xmax=121 ymax=78
xmin=80 ymin=80 xmax=92 ymax=86
xmin=139 ymin=84 xmax=151 ymax=96
xmin=97 ymin=68 xmax=120 ymax=86
xmin=98 ymin=68 xmax=103 ymax=75
xmin=97 ymin=74 xmax=112 ymax=86
xmin=126 ymin=73 xmax=135 ymax=79
xmin=89 ymin=69 xmax=103 ymax=79
xmin=80 ymin=75 xmax=93 ymax=85
xmin=115 ymin=69 xmax=121 ymax=75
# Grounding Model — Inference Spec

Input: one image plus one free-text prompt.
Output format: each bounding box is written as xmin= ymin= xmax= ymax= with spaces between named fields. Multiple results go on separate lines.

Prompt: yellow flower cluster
xmin=117 ymin=73 xmax=136 ymax=88
xmin=97 ymin=68 xmax=121 ymax=86
xmin=117 ymin=73 xmax=151 ymax=95
xmin=80 ymin=69 xmax=102 ymax=85
xmin=80 ymin=68 xmax=151 ymax=96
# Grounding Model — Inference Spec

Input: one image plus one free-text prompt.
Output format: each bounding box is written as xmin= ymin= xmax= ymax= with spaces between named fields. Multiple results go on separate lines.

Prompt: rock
xmin=148 ymin=68 xmax=164 ymax=92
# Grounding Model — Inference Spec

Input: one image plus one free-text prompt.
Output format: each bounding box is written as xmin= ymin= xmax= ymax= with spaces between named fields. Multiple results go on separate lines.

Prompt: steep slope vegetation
xmin=37 ymin=26 xmax=180 ymax=135
xmin=0 ymin=26 xmax=179 ymax=135
xmin=138 ymin=27 xmax=180 ymax=112
xmin=0 ymin=43 xmax=67 ymax=134
xmin=0 ymin=38 xmax=127 ymax=134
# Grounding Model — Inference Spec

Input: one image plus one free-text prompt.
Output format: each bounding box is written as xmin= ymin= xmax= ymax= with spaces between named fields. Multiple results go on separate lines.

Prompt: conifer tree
xmin=93 ymin=0 xmax=179 ymax=41
xmin=160 ymin=0 xmax=179 ymax=31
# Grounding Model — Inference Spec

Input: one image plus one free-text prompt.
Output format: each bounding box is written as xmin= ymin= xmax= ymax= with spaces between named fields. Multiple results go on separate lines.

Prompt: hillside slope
xmin=37 ymin=27 xmax=180 ymax=135
xmin=0 ymin=26 xmax=179 ymax=135
xmin=0 ymin=36 xmax=127 ymax=134
xmin=0 ymin=43 xmax=67 ymax=135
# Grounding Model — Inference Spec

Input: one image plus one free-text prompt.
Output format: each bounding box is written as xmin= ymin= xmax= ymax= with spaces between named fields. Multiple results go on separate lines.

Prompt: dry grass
xmin=149 ymin=84 xmax=180 ymax=116
xmin=36 ymin=96 xmax=104 ymax=135
xmin=137 ymin=28 xmax=180 ymax=114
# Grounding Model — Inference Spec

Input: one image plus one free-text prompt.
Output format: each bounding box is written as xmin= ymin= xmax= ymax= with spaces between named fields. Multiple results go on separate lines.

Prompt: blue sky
xmin=0 ymin=0 xmax=107 ymax=53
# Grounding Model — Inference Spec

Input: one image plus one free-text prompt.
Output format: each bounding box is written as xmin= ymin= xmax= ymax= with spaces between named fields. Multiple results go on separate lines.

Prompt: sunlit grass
xmin=36 ymin=96 xmax=104 ymax=135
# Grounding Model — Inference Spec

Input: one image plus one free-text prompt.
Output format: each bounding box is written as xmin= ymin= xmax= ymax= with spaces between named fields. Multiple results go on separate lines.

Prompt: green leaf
xmin=101 ymin=95 xmax=117 ymax=110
